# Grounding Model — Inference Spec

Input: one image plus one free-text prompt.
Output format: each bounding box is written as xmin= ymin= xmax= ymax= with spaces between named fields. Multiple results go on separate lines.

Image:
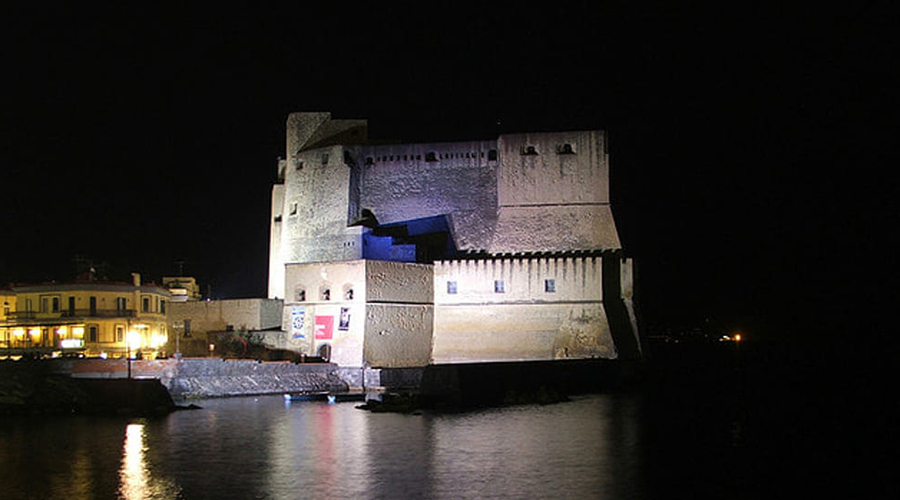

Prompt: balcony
xmin=4 ymin=309 xmax=138 ymax=322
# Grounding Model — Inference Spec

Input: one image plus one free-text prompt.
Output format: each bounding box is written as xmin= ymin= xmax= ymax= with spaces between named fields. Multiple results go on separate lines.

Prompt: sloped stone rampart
xmin=165 ymin=359 xmax=347 ymax=399
xmin=49 ymin=358 xmax=348 ymax=400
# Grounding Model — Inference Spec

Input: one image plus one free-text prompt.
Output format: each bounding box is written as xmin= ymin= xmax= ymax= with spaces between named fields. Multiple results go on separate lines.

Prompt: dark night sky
xmin=1 ymin=3 xmax=894 ymax=342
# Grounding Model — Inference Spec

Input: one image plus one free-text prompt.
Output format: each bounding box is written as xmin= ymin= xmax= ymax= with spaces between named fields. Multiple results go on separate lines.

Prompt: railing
xmin=4 ymin=309 xmax=138 ymax=321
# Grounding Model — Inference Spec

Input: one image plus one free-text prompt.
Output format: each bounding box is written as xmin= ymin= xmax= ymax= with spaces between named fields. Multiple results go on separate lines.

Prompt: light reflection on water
xmin=119 ymin=423 xmax=181 ymax=500
xmin=0 ymin=394 xmax=647 ymax=500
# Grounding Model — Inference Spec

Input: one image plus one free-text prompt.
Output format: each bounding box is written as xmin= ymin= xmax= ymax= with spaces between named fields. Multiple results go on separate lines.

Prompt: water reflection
xmin=118 ymin=422 xmax=181 ymax=500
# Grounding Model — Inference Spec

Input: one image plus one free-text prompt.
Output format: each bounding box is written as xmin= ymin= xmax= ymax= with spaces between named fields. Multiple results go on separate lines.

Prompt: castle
xmin=269 ymin=112 xmax=639 ymax=369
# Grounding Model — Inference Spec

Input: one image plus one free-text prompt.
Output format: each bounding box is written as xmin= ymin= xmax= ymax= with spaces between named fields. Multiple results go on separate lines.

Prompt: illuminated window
xmin=545 ymin=279 xmax=556 ymax=293
xmin=447 ymin=281 xmax=457 ymax=294
xmin=494 ymin=280 xmax=505 ymax=293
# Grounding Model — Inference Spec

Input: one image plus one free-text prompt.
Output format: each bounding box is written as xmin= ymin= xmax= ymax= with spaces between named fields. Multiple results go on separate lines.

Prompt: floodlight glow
xmin=127 ymin=331 xmax=143 ymax=349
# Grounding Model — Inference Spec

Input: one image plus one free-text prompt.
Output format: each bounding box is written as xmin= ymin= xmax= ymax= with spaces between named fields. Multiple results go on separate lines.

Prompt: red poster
xmin=314 ymin=316 xmax=334 ymax=340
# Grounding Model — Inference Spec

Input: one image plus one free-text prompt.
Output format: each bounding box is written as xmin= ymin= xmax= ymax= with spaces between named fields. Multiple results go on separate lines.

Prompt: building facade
xmin=165 ymin=298 xmax=283 ymax=357
xmin=2 ymin=273 xmax=170 ymax=359
xmin=270 ymin=112 xmax=640 ymax=368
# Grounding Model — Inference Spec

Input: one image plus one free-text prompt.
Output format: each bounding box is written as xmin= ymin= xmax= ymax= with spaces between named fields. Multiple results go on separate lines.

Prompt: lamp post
xmin=127 ymin=338 xmax=131 ymax=380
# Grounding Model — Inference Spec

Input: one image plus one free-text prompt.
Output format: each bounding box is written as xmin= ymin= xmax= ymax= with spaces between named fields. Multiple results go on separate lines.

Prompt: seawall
xmin=45 ymin=358 xmax=349 ymax=400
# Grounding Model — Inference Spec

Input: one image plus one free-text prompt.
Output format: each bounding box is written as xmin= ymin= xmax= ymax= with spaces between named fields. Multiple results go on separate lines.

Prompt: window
xmin=488 ymin=149 xmax=498 ymax=161
xmin=68 ymin=296 xmax=75 ymax=315
xmin=322 ymin=289 xmax=330 ymax=301
xmin=521 ymin=145 xmax=538 ymax=155
xmin=365 ymin=157 xmax=374 ymax=165
xmin=545 ymin=279 xmax=556 ymax=293
xmin=89 ymin=325 xmax=98 ymax=342
xmin=160 ymin=299 xmax=166 ymax=314
xmin=322 ymin=153 xmax=329 ymax=165
xmin=556 ymin=143 xmax=576 ymax=154
xmin=344 ymin=288 xmax=354 ymax=300
xmin=425 ymin=152 xmax=438 ymax=162
xmin=290 ymin=202 xmax=298 ymax=215
xmin=117 ymin=297 xmax=126 ymax=312
xmin=447 ymin=281 xmax=457 ymax=294
xmin=142 ymin=297 xmax=150 ymax=313
xmin=494 ymin=280 xmax=505 ymax=293
xmin=89 ymin=297 xmax=97 ymax=315
xmin=296 ymin=289 xmax=306 ymax=302
xmin=116 ymin=326 xmax=124 ymax=343
xmin=184 ymin=319 xmax=192 ymax=337
xmin=52 ymin=297 xmax=59 ymax=312
xmin=41 ymin=297 xmax=48 ymax=313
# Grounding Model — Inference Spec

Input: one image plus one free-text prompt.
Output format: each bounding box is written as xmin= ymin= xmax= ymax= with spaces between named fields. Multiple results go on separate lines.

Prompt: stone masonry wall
xmin=58 ymin=358 xmax=347 ymax=399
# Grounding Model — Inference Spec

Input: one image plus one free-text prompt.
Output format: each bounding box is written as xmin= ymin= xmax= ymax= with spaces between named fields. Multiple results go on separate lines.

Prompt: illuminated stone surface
xmin=269 ymin=113 xmax=639 ymax=368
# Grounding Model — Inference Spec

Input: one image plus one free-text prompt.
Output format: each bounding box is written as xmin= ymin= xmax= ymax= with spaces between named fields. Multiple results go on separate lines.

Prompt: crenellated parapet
xmin=268 ymin=112 xmax=640 ymax=367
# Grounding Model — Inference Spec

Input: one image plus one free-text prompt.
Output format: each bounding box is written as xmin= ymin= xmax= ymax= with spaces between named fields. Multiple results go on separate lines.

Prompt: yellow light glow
xmin=149 ymin=333 xmax=167 ymax=349
xmin=29 ymin=328 xmax=40 ymax=338
xmin=127 ymin=331 xmax=143 ymax=350
xmin=57 ymin=326 xmax=68 ymax=336
xmin=73 ymin=326 xmax=85 ymax=336
xmin=13 ymin=328 xmax=25 ymax=338
xmin=734 ymin=334 xmax=742 ymax=342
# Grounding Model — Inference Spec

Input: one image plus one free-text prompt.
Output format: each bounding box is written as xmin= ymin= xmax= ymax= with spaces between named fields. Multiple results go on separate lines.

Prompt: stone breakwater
xmin=161 ymin=359 xmax=348 ymax=399
xmin=3 ymin=358 xmax=350 ymax=406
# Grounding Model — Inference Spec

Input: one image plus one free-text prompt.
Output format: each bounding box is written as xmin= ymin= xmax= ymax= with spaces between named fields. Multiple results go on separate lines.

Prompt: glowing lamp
xmin=150 ymin=333 xmax=167 ymax=349
xmin=127 ymin=331 xmax=143 ymax=350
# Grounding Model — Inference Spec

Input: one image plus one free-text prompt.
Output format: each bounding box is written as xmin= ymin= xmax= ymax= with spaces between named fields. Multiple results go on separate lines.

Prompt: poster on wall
xmin=291 ymin=307 xmax=305 ymax=339
xmin=314 ymin=315 xmax=333 ymax=340
xmin=339 ymin=307 xmax=350 ymax=331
